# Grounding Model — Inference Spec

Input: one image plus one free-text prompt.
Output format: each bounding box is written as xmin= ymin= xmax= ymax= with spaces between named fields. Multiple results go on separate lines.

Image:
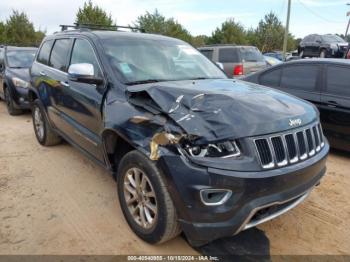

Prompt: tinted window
xmin=6 ymin=50 xmax=37 ymax=68
xmin=37 ymin=40 xmax=54 ymax=65
xmin=281 ymin=65 xmax=318 ymax=91
xmin=49 ymin=39 xmax=71 ymax=72
xmin=260 ymin=68 xmax=282 ymax=87
xmin=218 ymin=48 xmax=240 ymax=63
xmin=326 ymin=66 xmax=350 ymax=97
xmin=70 ymin=39 xmax=101 ymax=77
xmin=199 ymin=49 xmax=213 ymax=60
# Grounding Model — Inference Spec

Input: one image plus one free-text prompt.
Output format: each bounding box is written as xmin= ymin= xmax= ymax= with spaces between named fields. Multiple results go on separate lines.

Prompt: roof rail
xmin=59 ymin=23 xmax=145 ymax=32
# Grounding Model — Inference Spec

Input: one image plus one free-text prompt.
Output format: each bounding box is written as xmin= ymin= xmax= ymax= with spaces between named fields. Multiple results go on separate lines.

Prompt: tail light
xmin=233 ymin=64 xmax=244 ymax=76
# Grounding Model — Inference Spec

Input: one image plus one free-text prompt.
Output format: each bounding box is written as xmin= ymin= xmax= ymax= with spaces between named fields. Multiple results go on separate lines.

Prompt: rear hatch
xmin=219 ymin=46 xmax=267 ymax=78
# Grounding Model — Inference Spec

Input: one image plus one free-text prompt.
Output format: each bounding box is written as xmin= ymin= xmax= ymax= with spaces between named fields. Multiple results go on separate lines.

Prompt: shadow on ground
xmin=193 ymin=228 xmax=270 ymax=262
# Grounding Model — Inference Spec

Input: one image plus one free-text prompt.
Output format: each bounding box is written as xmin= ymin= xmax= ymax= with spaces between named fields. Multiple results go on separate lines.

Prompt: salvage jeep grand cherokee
xmin=28 ymin=25 xmax=329 ymax=247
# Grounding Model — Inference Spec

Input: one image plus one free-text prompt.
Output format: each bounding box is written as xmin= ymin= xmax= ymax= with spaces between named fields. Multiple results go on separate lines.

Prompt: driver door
xmin=60 ymin=38 xmax=106 ymax=162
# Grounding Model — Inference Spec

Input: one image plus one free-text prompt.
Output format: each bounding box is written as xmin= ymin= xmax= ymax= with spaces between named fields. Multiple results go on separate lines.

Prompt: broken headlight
xmin=183 ymin=141 xmax=241 ymax=158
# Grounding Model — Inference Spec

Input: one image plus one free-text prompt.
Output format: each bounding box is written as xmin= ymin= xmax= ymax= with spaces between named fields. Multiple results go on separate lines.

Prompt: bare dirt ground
xmin=0 ymin=102 xmax=349 ymax=255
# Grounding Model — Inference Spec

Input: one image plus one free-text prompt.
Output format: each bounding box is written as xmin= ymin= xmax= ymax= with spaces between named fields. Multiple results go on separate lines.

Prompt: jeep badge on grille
xmin=289 ymin=118 xmax=302 ymax=127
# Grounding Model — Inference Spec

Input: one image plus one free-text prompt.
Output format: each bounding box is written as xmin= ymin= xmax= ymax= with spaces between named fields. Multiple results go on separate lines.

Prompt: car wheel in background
xmin=320 ymin=50 xmax=327 ymax=58
xmin=4 ymin=87 xmax=22 ymax=115
xmin=32 ymin=100 xmax=61 ymax=146
xmin=117 ymin=150 xmax=181 ymax=244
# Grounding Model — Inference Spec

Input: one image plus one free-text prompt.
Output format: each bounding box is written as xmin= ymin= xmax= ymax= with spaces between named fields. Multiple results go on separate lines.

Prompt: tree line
xmin=0 ymin=0 xmax=300 ymax=51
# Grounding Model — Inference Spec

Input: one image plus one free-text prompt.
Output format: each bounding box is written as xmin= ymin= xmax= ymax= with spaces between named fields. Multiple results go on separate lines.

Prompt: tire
xmin=117 ymin=150 xmax=181 ymax=244
xmin=299 ymin=50 xmax=304 ymax=58
xmin=32 ymin=100 xmax=61 ymax=146
xmin=320 ymin=50 xmax=327 ymax=58
xmin=4 ymin=87 xmax=22 ymax=115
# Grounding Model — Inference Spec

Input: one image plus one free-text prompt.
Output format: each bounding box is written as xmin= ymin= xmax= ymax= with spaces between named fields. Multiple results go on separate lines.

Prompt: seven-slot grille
xmin=254 ymin=123 xmax=325 ymax=169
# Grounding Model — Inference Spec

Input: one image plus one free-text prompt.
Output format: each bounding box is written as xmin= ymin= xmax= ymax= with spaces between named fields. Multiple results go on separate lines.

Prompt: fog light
xmin=200 ymin=189 xmax=232 ymax=206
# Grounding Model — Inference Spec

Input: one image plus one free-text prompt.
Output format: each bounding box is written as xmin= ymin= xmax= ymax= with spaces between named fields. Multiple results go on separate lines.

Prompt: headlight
xmin=12 ymin=77 xmax=30 ymax=89
xmin=183 ymin=140 xmax=241 ymax=158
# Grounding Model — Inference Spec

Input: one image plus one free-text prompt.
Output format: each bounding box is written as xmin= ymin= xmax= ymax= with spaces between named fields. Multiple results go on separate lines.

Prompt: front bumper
xmin=158 ymin=142 xmax=329 ymax=246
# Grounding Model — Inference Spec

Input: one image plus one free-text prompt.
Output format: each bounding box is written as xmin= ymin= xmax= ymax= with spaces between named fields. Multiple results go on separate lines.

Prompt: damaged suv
xmin=29 ymin=26 xmax=329 ymax=246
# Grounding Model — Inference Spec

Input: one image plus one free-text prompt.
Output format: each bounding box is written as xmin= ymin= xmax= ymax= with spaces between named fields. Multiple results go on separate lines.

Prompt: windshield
xmin=6 ymin=50 xmax=37 ymax=68
xmin=102 ymin=37 xmax=226 ymax=84
xmin=321 ymin=35 xmax=346 ymax=43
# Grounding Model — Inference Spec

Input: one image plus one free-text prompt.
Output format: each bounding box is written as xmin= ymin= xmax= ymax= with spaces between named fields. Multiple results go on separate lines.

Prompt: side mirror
xmin=68 ymin=63 xmax=103 ymax=85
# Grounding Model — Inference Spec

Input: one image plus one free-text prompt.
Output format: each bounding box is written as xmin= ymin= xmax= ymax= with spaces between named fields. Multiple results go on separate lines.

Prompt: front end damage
xmin=107 ymin=79 xmax=328 ymax=246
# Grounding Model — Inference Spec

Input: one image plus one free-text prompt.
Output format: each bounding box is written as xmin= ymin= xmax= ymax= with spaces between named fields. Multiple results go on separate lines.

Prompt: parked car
xmin=29 ymin=26 xmax=328 ymax=247
xmin=243 ymin=59 xmax=350 ymax=152
xmin=198 ymin=45 xmax=267 ymax=77
xmin=264 ymin=51 xmax=291 ymax=61
xmin=264 ymin=55 xmax=282 ymax=67
xmin=298 ymin=34 xmax=348 ymax=58
xmin=0 ymin=46 xmax=37 ymax=115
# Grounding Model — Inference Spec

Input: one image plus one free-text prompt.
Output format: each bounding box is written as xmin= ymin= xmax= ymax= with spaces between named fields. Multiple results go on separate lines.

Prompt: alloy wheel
xmin=123 ymin=167 xmax=158 ymax=230
xmin=33 ymin=107 xmax=44 ymax=141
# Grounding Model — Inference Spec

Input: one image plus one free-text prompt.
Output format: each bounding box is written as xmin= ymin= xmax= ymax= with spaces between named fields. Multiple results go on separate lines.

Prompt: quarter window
xmin=70 ymin=39 xmax=101 ymax=77
xmin=49 ymin=39 xmax=71 ymax=72
xmin=200 ymin=49 xmax=214 ymax=60
xmin=281 ymin=65 xmax=318 ymax=91
xmin=326 ymin=66 xmax=350 ymax=97
xmin=218 ymin=48 xmax=240 ymax=63
xmin=37 ymin=40 xmax=54 ymax=65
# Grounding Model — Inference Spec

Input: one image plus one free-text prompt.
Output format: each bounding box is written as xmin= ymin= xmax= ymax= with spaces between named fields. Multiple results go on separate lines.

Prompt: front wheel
xmin=4 ymin=87 xmax=22 ymax=115
xmin=320 ymin=50 xmax=327 ymax=58
xmin=117 ymin=150 xmax=181 ymax=244
xmin=32 ymin=100 xmax=61 ymax=146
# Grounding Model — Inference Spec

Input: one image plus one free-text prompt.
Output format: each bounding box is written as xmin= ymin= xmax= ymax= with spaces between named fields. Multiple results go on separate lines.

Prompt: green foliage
xmin=208 ymin=19 xmax=247 ymax=45
xmin=190 ymin=35 xmax=209 ymax=47
xmin=0 ymin=10 xmax=45 ymax=46
xmin=134 ymin=9 xmax=192 ymax=43
xmin=252 ymin=12 xmax=296 ymax=52
xmin=75 ymin=0 xmax=113 ymax=26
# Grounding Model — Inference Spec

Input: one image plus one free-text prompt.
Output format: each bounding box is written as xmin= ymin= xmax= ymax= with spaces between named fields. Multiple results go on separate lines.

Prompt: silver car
xmin=198 ymin=45 xmax=267 ymax=78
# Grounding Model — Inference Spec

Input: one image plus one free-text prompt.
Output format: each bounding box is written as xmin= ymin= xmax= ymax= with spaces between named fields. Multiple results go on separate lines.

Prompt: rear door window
xmin=281 ymin=65 xmax=319 ymax=91
xmin=260 ymin=68 xmax=282 ymax=87
xmin=218 ymin=48 xmax=240 ymax=63
xmin=37 ymin=40 xmax=54 ymax=65
xmin=49 ymin=39 xmax=71 ymax=72
xmin=199 ymin=49 xmax=214 ymax=60
xmin=326 ymin=66 xmax=350 ymax=97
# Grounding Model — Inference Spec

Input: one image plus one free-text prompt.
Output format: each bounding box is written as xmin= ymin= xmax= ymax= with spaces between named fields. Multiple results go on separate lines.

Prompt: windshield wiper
xmin=125 ymin=79 xmax=171 ymax=85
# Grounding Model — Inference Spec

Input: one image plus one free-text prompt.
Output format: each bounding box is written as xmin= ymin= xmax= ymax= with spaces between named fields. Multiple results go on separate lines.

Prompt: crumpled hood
xmin=127 ymin=79 xmax=318 ymax=143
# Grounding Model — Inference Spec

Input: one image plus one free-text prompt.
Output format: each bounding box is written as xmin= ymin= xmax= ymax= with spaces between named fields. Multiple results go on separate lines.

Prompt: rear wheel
xmin=4 ymin=87 xmax=22 ymax=115
xmin=32 ymin=100 xmax=61 ymax=146
xmin=117 ymin=150 xmax=181 ymax=244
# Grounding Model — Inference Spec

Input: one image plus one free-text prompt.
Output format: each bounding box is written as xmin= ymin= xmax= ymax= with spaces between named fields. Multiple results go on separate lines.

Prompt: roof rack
xmin=59 ymin=23 xmax=145 ymax=32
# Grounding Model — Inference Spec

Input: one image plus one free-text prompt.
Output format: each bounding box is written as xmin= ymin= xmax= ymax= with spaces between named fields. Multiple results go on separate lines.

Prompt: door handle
xmin=39 ymin=71 xmax=46 ymax=76
xmin=60 ymin=81 xmax=70 ymax=87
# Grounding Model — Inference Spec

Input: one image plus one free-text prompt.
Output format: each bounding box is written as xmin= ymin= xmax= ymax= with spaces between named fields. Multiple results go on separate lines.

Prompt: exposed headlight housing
xmin=183 ymin=140 xmax=241 ymax=158
xmin=12 ymin=77 xmax=30 ymax=89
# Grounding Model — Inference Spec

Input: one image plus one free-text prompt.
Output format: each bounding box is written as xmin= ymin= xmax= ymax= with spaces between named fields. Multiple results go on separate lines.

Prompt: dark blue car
xmin=28 ymin=26 xmax=329 ymax=246
xmin=0 ymin=46 xmax=37 ymax=115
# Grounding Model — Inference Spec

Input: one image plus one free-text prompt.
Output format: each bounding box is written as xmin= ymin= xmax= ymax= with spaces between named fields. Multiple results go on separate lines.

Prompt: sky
xmin=0 ymin=0 xmax=349 ymax=38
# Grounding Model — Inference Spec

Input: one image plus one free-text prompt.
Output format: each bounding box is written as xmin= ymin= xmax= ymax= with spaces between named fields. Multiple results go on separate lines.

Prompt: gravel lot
xmin=0 ymin=102 xmax=349 ymax=255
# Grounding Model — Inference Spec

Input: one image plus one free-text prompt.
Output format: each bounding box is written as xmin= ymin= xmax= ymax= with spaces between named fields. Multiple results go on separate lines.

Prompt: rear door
xmin=320 ymin=64 xmax=350 ymax=150
xmin=279 ymin=63 xmax=322 ymax=104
